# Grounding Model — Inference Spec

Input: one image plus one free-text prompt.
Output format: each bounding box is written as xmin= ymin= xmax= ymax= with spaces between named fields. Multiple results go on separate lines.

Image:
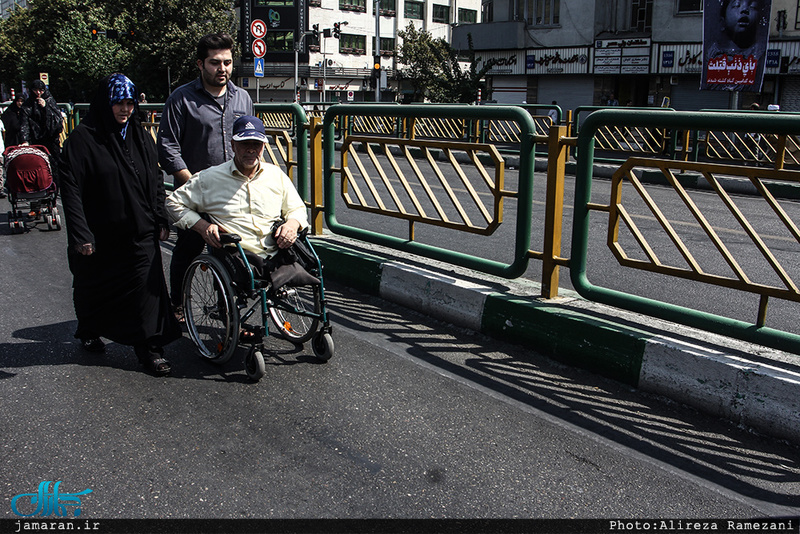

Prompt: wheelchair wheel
xmin=312 ymin=332 xmax=334 ymax=362
xmin=245 ymin=348 xmax=266 ymax=382
xmin=183 ymin=255 xmax=240 ymax=364
xmin=268 ymin=285 xmax=321 ymax=344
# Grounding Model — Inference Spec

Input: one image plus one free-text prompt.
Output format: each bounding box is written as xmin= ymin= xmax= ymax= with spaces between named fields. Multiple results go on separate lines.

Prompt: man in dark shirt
xmin=157 ymin=32 xmax=254 ymax=320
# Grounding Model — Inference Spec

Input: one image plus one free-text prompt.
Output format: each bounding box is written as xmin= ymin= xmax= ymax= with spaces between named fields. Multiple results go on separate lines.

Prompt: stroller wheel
xmin=53 ymin=208 xmax=62 ymax=230
xmin=45 ymin=214 xmax=54 ymax=230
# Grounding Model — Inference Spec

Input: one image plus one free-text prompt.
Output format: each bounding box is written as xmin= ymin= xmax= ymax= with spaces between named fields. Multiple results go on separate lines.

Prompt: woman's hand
xmin=159 ymin=226 xmax=170 ymax=241
xmin=76 ymin=243 xmax=94 ymax=256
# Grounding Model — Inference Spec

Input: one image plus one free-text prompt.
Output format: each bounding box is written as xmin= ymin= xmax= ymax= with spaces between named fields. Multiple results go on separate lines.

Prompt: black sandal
xmin=136 ymin=346 xmax=171 ymax=376
xmin=81 ymin=338 xmax=106 ymax=353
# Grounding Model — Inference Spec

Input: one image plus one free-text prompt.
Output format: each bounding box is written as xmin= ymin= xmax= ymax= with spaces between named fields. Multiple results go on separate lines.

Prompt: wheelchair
xmin=181 ymin=231 xmax=334 ymax=381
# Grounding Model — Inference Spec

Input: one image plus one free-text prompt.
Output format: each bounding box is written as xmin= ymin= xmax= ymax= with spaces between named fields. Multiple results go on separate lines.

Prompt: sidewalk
xmin=313 ymin=234 xmax=800 ymax=444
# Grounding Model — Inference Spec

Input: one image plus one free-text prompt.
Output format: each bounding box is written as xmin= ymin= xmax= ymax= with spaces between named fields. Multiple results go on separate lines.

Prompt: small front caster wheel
xmin=312 ymin=332 xmax=334 ymax=362
xmin=245 ymin=349 xmax=266 ymax=381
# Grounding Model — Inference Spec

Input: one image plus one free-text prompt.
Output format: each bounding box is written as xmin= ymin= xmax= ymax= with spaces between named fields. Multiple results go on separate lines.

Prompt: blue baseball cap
xmin=232 ymin=115 xmax=267 ymax=142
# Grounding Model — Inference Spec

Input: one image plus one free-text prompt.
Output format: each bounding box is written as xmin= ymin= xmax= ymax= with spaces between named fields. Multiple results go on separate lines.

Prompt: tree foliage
xmin=396 ymin=23 xmax=493 ymax=103
xmin=0 ymin=0 xmax=236 ymax=102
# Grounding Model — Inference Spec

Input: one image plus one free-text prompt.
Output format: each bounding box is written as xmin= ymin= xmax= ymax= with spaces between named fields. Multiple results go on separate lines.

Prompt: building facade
xmin=452 ymin=0 xmax=800 ymax=113
xmin=0 ymin=0 xmax=25 ymax=19
xmin=238 ymin=0 xmax=481 ymax=102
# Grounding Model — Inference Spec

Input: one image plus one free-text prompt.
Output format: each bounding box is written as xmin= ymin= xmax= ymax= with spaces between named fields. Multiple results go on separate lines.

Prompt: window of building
xmin=676 ymin=0 xmax=701 ymax=12
xmin=339 ymin=33 xmax=367 ymax=54
xmin=796 ymin=0 xmax=800 ymax=29
xmin=341 ymin=0 xmax=367 ymax=11
xmin=405 ymin=0 xmax=424 ymax=19
xmin=373 ymin=36 xmax=396 ymax=55
xmin=378 ymin=0 xmax=396 ymax=15
xmin=266 ymin=31 xmax=294 ymax=52
xmin=458 ymin=8 xmax=477 ymax=23
xmin=529 ymin=0 xmax=559 ymax=26
xmin=482 ymin=0 xmax=493 ymax=22
xmin=433 ymin=4 xmax=450 ymax=22
xmin=631 ymin=0 xmax=653 ymax=31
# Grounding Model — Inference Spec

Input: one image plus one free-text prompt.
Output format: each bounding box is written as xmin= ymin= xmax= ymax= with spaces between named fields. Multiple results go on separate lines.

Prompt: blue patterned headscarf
xmin=108 ymin=73 xmax=136 ymax=105
xmin=107 ymin=73 xmax=136 ymax=138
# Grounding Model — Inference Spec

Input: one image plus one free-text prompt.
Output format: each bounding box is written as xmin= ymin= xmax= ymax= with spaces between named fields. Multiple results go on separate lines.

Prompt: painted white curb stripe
xmin=380 ymin=262 xmax=493 ymax=332
xmin=639 ymin=336 xmax=800 ymax=442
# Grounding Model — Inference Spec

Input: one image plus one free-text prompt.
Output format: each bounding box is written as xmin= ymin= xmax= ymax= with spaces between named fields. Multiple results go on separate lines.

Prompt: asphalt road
xmin=1 ymin=198 xmax=799 ymax=524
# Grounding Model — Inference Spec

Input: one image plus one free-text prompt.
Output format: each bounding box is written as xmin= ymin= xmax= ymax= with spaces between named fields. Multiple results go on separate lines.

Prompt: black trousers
xmin=169 ymin=228 xmax=207 ymax=306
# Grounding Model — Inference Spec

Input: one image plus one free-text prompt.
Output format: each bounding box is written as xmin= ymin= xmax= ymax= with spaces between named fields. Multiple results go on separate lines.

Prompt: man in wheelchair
xmin=165 ymin=115 xmax=331 ymax=378
xmin=165 ymin=114 xmax=316 ymax=289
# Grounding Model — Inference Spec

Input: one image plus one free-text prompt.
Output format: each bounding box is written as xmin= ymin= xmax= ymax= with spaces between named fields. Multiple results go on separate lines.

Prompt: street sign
xmin=347 ymin=90 xmax=354 ymax=101
xmin=39 ymin=72 xmax=49 ymax=86
xmin=252 ymin=39 xmax=266 ymax=58
xmin=254 ymin=58 xmax=264 ymax=78
xmin=250 ymin=19 xmax=267 ymax=39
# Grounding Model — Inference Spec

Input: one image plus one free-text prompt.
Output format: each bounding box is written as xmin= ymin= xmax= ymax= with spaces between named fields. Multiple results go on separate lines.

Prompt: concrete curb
xmin=313 ymin=236 xmax=800 ymax=443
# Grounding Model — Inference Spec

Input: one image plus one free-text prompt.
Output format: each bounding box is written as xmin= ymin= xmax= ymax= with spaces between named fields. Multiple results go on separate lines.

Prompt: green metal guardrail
xmin=254 ymin=102 xmax=309 ymax=200
xmin=572 ymin=109 xmax=800 ymax=354
xmin=323 ymin=104 xmax=538 ymax=279
xmin=572 ymin=106 xmax=675 ymax=163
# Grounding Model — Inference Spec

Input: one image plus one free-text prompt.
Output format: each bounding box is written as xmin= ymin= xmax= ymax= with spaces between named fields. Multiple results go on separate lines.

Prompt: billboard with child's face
xmin=701 ymin=0 xmax=772 ymax=91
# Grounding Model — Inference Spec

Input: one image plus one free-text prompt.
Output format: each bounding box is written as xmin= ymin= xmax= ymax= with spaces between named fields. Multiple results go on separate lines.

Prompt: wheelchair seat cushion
xmin=270 ymin=262 xmax=320 ymax=290
xmin=212 ymin=245 xmax=319 ymax=291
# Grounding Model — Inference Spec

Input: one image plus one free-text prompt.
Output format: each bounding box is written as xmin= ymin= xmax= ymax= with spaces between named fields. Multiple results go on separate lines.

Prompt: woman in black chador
xmin=20 ymin=79 xmax=63 ymax=162
xmin=58 ymin=73 xmax=181 ymax=376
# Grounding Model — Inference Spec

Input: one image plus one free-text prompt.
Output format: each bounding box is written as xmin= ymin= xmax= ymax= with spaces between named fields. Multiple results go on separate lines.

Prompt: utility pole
xmin=375 ymin=0 xmax=380 ymax=102
xmin=295 ymin=29 xmax=315 ymax=103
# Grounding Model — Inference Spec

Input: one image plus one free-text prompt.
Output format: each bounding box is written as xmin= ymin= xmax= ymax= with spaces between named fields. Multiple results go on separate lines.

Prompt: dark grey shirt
xmin=157 ymin=78 xmax=254 ymax=176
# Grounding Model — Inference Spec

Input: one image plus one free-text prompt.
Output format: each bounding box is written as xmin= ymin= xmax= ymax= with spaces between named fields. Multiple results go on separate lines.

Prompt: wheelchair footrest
xmin=241 ymin=325 xmax=265 ymax=344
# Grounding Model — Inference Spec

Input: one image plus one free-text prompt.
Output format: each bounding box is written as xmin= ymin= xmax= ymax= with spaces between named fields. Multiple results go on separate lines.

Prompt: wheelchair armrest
xmin=220 ymin=233 xmax=242 ymax=244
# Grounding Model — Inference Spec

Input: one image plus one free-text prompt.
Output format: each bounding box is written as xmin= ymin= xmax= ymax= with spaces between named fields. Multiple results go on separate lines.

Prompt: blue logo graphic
xmin=11 ymin=481 xmax=92 ymax=517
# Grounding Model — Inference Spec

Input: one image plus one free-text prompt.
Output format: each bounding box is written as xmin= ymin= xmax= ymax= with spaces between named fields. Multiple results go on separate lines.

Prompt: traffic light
xmin=312 ymin=23 xmax=319 ymax=39
xmin=333 ymin=22 xmax=341 ymax=39
xmin=372 ymin=55 xmax=381 ymax=84
xmin=127 ymin=29 xmax=137 ymax=39
xmin=90 ymin=24 xmax=98 ymax=40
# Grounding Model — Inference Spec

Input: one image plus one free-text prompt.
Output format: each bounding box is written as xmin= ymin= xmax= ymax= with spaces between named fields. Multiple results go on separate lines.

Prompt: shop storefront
xmin=655 ymin=43 xmax=728 ymax=110
xmin=526 ymin=47 xmax=592 ymax=114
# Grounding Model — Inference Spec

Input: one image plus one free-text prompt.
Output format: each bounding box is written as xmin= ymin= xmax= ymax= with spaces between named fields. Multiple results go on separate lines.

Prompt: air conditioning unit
xmin=670 ymin=75 xmax=679 ymax=85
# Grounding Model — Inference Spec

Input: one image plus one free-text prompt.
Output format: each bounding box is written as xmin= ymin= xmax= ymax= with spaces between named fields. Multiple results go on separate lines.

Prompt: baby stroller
xmin=4 ymin=145 xmax=61 ymax=233
xmin=182 ymin=229 xmax=334 ymax=382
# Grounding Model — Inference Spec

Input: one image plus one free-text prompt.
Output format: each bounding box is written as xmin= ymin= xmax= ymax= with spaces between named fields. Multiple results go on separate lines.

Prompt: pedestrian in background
xmin=157 ymin=32 xmax=254 ymax=322
xmin=20 ymin=79 xmax=63 ymax=164
xmin=58 ymin=73 xmax=181 ymax=376
xmin=2 ymin=95 xmax=26 ymax=148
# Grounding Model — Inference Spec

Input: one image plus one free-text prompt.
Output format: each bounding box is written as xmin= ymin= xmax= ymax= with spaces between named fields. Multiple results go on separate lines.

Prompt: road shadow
xmin=1 ymin=320 xmax=324 ymax=384
xmin=323 ymin=281 xmax=800 ymax=512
